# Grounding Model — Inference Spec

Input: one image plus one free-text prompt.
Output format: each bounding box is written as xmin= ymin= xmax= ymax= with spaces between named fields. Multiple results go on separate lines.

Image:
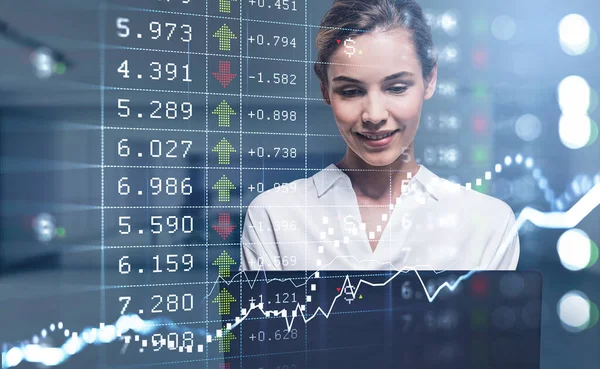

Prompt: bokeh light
xmin=559 ymin=114 xmax=591 ymax=149
xmin=515 ymin=113 xmax=542 ymax=141
xmin=556 ymin=229 xmax=598 ymax=271
xmin=558 ymin=75 xmax=590 ymax=114
xmin=439 ymin=10 xmax=459 ymax=36
xmin=515 ymin=153 xmax=523 ymax=164
xmin=30 ymin=47 xmax=55 ymax=79
xmin=33 ymin=213 xmax=56 ymax=242
xmin=491 ymin=15 xmax=517 ymax=41
xmin=557 ymin=291 xmax=598 ymax=332
xmin=438 ymin=44 xmax=460 ymax=63
xmin=558 ymin=14 xmax=591 ymax=55
xmin=437 ymin=81 xmax=458 ymax=97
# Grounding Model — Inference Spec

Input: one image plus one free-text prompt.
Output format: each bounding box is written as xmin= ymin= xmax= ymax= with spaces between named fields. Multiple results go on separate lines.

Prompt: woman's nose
xmin=361 ymin=94 xmax=389 ymax=124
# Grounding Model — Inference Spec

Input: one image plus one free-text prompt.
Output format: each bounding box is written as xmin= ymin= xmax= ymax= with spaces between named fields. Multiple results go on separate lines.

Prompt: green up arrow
xmin=215 ymin=327 xmax=236 ymax=353
xmin=219 ymin=0 xmax=238 ymax=13
xmin=213 ymin=251 xmax=236 ymax=278
xmin=212 ymin=100 xmax=236 ymax=128
xmin=212 ymin=175 xmax=236 ymax=202
xmin=213 ymin=24 xmax=237 ymax=51
xmin=212 ymin=138 xmax=236 ymax=165
xmin=213 ymin=288 xmax=236 ymax=315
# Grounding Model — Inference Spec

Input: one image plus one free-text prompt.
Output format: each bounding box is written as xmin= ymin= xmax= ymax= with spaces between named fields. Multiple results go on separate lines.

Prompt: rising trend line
xmin=227 ymin=266 xmax=469 ymax=333
xmin=3 ymin=184 xmax=599 ymax=368
xmin=487 ymin=183 xmax=600 ymax=268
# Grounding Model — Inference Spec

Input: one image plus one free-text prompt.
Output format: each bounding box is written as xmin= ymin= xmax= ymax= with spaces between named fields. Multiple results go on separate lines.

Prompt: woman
xmin=241 ymin=0 xmax=519 ymax=271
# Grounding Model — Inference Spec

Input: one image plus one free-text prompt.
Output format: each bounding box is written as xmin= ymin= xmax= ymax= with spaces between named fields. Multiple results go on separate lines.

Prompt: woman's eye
xmin=340 ymin=89 xmax=361 ymax=97
xmin=390 ymin=86 xmax=408 ymax=93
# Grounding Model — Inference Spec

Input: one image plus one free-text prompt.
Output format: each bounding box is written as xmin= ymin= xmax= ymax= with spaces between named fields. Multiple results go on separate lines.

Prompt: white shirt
xmin=241 ymin=164 xmax=520 ymax=271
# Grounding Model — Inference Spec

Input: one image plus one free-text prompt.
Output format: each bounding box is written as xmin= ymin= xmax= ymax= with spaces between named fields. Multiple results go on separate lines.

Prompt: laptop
xmin=215 ymin=270 xmax=542 ymax=369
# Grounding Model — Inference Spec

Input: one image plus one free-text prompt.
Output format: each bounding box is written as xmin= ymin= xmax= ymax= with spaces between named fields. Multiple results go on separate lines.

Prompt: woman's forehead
xmin=328 ymin=28 xmax=422 ymax=80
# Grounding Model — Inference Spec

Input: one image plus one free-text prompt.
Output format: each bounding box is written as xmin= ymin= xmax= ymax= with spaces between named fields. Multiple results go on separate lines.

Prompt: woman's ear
xmin=320 ymin=82 xmax=331 ymax=105
xmin=423 ymin=63 xmax=438 ymax=101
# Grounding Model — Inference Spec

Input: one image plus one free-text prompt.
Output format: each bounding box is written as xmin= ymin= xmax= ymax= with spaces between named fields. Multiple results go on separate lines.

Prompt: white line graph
xmin=2 ymin=183 xmax=599 ymax=368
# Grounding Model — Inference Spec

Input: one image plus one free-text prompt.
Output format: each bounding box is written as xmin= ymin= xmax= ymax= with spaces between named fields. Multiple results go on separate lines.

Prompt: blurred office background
xmin=1 ymin=0 xmax=599 ymax=368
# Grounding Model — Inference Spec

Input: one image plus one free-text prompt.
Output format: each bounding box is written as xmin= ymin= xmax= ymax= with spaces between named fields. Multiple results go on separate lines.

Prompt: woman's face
xmin=323 ymin=28 xmax=437 ymax=167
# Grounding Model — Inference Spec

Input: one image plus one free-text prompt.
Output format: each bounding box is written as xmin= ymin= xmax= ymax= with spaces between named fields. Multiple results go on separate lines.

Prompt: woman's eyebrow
xmin=332 ymin=71 xmax=415 ymax=84
xmin=382 ymin=71 xmax=414 ymax=81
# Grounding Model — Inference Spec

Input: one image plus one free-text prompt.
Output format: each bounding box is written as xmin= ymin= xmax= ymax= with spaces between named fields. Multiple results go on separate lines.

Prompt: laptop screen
xmin=213 ymin=270 xmax=542 ymax=369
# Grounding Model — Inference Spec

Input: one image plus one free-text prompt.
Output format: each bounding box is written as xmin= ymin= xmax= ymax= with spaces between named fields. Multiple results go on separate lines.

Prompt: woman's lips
xmin=355 ymin=129 xmax=400 ymax=148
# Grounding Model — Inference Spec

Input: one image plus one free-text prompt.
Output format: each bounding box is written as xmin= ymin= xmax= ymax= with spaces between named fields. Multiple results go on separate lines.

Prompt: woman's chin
xmin=358 ymin=153 xmax=401 ymax=168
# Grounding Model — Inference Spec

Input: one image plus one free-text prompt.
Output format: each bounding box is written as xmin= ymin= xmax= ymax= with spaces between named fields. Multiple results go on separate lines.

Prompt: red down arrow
xmin=212 ymin=212 xmax=237 ymax=240
xmin=212 ymin=60 xmax=237 ymax=88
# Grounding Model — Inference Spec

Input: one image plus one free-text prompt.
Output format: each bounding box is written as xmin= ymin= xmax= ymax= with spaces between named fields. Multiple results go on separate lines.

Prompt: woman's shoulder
xmin=246 ymin=176 xmax=313 ymax=210
xmin=247 ymin=165 xmax=340 ymax=209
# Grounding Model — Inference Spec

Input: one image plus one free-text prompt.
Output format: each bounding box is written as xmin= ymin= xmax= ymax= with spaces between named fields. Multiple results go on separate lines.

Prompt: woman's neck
xmin=336 ymin=147 xmax=420 ymax=201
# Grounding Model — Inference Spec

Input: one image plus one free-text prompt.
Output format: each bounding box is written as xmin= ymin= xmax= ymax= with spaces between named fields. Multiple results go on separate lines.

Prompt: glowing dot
xmin=438 ymin=81 xmax=458 ymax=97
xmin=515 ymin=113 xmax=542 ymax=141
xmin=440 ymin=45 xmax=459 ymax=63
xmin=439 ymin=11 xmax=459 ymax=36
xmin=472 ymin=81 xmax=488 ymax=99
xmin=473 ymin=115 xmax=487 ymax=133
xmin=557 ymin=229 xmax=597 ymax=270
xmin=559 ymin=113 xmax=591 ymax=149
xmin=504 ymin=156 xmax=512 ymax=166
xmin=558 ymin=75 xmax=590 ymax=114
xmin=515 ymin=154 xmax=523 ymax=164
xmin=558 ymin=291 xmax=590 ymax=332
xmin=31 ymin=47 xmax=55 ymax=79
xmin=5 ymin=347 xmax=23 ymax=368
xmin=559 ymin=14 xmax=590 ymax=55
xmin=580 ymin=174 xmax=594 ymax=193
xmin=34 ymin=213 xmax=56 ymax=242
xmin=471 ymin=146 xmax=486 ymax=162
xmin=525 ymin=157 xmax=534 ymax=168
xmin=56 ymin=227 xmax=66 ymax=237
xmin=54 ymin=62 xmax=67 ymax=75
xmin=572 ymin=174 xmax=591 ymax=195
xmin=472 ymin=48 xmax=488 ymax=67
xmin=495 ymin=164 xmax=502 ymax=173
xmin=40 ymin=347 xmax=66 ymax=366
xmin=471 ymin=15 xmax=488 ymax=35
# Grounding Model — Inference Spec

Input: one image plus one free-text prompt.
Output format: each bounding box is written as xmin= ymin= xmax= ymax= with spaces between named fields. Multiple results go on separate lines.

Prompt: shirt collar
xmin=313 ymin=163 xmax=445 ymax=201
